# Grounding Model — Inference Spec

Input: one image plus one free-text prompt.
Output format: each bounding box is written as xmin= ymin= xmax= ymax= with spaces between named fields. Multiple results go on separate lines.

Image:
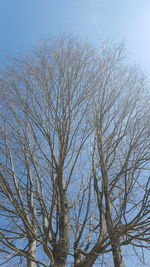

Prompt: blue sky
xmin=1 ymin=0 xmax=150 ymax=73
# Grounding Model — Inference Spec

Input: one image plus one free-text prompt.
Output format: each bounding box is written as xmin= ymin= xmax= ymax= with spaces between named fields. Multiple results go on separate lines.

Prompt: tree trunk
xmin=51 ymin=264 xmax=66 ymax=267
xmin=51 ymin=238 xmax=69 ymax=267
xmin=27 ymin=238 xmax=36 ymax=267
xmin=111 ymin=243 xmax=124 ymax=267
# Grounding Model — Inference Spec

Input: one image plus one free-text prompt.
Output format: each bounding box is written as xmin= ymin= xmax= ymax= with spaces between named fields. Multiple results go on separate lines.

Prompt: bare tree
xmin=0 ymin=36 xmax=150 ymax=267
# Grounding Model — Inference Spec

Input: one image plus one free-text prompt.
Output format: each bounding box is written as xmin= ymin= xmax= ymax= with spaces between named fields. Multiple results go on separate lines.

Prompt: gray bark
xmin=111 ymin=243 xmax=125 ymax=267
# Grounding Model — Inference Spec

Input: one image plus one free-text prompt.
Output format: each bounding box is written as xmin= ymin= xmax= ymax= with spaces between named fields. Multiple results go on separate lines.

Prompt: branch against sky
xmin=0 ymin=36 xmax=150 ymax=267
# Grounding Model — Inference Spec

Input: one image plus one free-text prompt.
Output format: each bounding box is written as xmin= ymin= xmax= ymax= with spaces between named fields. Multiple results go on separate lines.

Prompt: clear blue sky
xmin=1 ymin=0 xmax=150 ymax=73
xmin=0 ymin=1 xmax=150 ymax=266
